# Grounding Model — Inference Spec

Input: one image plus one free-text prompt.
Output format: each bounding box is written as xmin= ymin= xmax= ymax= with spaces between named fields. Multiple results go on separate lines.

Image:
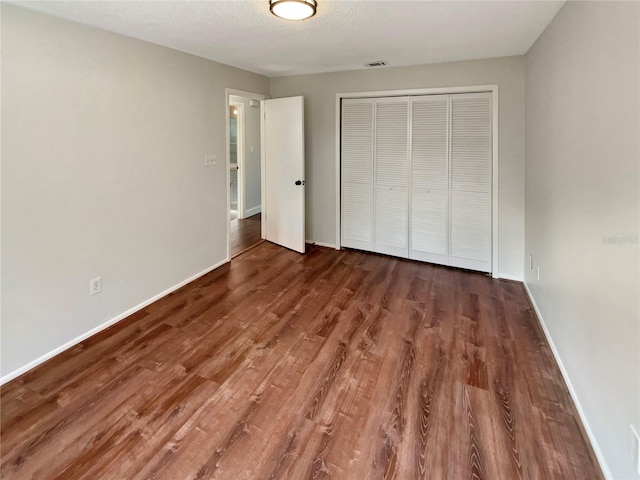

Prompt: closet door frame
xmin=336 ymin=85 xmax=499 ymax=277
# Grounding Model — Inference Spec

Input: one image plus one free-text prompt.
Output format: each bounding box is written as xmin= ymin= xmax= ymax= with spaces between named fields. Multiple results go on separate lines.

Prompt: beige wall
xmin=0 ymin=4 xmax=269 ymax=378
xmin=525 ymin=2 xmax=639 ymax=478
xmin=270 ymin=56 xmax=526 ymax=278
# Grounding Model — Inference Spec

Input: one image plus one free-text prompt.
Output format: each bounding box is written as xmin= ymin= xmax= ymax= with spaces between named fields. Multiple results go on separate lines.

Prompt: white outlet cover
xmin=204 ymin=154 xmax=217 ymax=166
xmin=90 ymin=277 xmax=102 ymax=295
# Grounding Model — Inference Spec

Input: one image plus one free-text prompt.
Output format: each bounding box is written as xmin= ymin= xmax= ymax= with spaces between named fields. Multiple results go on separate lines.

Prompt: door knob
xmin=295 ymin=180 xmax=305 ymax=186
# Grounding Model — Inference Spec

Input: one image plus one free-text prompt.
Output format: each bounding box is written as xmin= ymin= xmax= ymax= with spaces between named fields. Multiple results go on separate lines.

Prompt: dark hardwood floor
xmin=0 ymin=243 xmax=602 ymax=479
xmin=231 ymin=213 xmax=262 ymax=257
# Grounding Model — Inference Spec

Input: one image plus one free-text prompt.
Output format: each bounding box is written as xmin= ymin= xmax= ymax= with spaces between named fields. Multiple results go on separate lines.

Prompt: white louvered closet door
xmin=341 ymin=92 xmax=492 ymax=274
xmin=409 ymin=95 xmax=449 ymax=264
xmin=449 ymin=92 xmax=492 ymax=272
xmin=341 ymin=99 xmax=374 ymax=251
xmin=374 ymin=97 xmax=410 ymax=257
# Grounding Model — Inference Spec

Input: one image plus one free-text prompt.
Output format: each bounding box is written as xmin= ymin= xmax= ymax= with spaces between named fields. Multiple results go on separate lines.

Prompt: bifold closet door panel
xmin=409 ymin=95 xmax=449 ymax=264
xmin=341 ymin=99 xmax=374 ymax=251
xmin=374 ymin=98 xmax=409 ymax=257
xmin=449 ymin=92 xmax=492 ymax=272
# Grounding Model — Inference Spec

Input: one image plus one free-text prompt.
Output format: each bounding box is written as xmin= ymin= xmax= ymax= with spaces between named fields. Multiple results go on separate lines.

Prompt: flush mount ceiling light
xmin=269 ymin=0 xmax=317 ymax=20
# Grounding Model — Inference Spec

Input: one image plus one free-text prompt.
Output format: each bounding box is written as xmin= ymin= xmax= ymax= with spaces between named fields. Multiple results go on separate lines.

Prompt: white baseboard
xmin=244 ymin=205 xmax=261 ymax=217
xmin=498 ymin=272 xmax=523 ymax=282
xmin=305 ymin=239 xmax=338 ymax=249
xmin=523 ymin=282 xmax=612 ymax=480
xmin=0 ymin=259 xmax=229 ymax=386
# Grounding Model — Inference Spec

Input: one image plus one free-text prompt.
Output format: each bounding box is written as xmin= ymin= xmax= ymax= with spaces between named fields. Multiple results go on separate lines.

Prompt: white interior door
xmin=263 ymin=96 xmax=305 ymax=253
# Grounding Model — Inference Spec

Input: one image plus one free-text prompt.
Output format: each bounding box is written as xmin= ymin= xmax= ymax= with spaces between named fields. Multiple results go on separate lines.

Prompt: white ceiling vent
xmin=365 ymin=61 xmax=388 ymax=68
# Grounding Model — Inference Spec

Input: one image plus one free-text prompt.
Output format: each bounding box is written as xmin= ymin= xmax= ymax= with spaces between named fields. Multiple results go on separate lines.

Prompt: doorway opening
xmin=228 ymin=93 xmax=263 ymax=257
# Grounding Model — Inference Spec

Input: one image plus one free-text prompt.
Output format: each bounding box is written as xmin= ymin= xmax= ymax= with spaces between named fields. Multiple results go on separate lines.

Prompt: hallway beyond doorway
xmin=231 ymin=213 xmax=261 ymax=257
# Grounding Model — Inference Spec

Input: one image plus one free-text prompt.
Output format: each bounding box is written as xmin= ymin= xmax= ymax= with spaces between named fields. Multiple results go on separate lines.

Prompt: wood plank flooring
xmin=231 ymin=213 xmax=262 ymax=257
xmin=0 ymin=243 xmax=603 ymax=479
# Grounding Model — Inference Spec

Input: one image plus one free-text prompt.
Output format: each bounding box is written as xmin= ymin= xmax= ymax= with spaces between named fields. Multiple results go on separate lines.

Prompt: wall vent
xmin=365 ymin=61 xmax=388 ymax=68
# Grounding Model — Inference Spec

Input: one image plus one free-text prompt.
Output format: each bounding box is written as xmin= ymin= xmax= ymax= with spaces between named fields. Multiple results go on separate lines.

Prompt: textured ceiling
xmin=13 ymin=0 xmax=565 ymax=77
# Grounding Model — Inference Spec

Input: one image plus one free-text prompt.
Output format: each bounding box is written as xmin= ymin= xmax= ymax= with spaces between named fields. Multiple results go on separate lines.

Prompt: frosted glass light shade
xmin=270 ymin=0 xmax=317 ymax=20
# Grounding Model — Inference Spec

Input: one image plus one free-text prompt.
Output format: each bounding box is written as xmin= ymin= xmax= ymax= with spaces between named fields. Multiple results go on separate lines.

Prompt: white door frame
xmin=225 ymin=88 xmax=268 ymax=262
xmin=334 ymin=85 xmax=499 ymax=277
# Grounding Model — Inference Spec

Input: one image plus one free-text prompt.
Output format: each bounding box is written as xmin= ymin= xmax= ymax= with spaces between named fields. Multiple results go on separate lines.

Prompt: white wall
xmin=525 ymin=2 xmax=639 ymax=478
xmin=0 ymin=4 xmax=269 ymax=379
xmin=270 ymin=56 xmax=525 ymax=278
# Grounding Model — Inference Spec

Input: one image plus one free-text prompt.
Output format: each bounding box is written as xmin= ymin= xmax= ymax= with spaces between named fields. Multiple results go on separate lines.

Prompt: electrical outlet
xmin=204 ymin=154 xmax=217 ymax=166
xmin=90 ymin=277 xmax=102 ymax=296
xmin=529 ymin=254 xmax=533 ymax=270
xmin=631 ymin=425 xmax=640 ymax=475
xmin=537 ymin=265 xmax=540 ymax=281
